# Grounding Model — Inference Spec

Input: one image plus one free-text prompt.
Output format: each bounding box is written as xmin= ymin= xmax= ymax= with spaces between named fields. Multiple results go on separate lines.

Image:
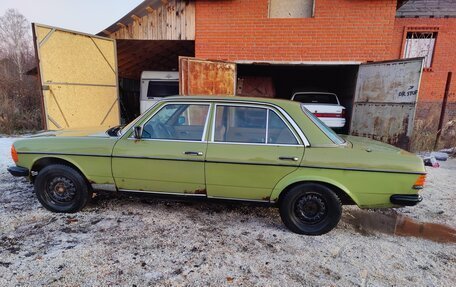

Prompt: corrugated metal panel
xmin=33 ymin=24 xmax=120 ymax=129
xmin=179 ymin=57 xmax=236 ymax=96
xmin=350 ymin=58 xmax=424 ymax=150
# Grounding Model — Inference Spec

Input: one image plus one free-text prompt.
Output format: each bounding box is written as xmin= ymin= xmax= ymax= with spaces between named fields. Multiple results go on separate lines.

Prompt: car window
xmin=142 ymin=104 xmax=209 ymax=141
xmin=301 ymin=105 xmax=345 ymax=145
xmin=268 ymin=110 xmax=299 ymax=145
xmin=293 ymin=93 xmax=338 ymax=104
xmin=214 ymin=106 xmax=267 ymax=144
xmin=146 ymin=81 xmax=179 ymax=99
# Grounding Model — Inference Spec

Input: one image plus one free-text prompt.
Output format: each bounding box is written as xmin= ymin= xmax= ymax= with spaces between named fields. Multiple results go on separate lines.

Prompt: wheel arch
xmin=271 ymin=175 xmax=359 ymax=206
xmin=31 ymin=156 xmax=89 ymax=183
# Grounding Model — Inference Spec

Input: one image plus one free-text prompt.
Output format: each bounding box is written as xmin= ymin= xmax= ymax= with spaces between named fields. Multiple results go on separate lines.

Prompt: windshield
xmin=301 ymin=104 xmax=345 ymax=145
xmin=293 ymin=93 xmax=338 ymax=104
xmin=119 ymin=101 xmax=161 ymax=136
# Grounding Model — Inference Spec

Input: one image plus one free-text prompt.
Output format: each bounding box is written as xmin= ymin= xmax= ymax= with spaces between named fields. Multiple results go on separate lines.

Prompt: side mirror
xmin=134 ymin=126 xmax=142 ymax=139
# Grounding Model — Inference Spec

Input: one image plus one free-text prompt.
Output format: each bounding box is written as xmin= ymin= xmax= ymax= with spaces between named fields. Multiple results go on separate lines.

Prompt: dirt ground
xmin=0 ymin=137 xmax=455 ymax=286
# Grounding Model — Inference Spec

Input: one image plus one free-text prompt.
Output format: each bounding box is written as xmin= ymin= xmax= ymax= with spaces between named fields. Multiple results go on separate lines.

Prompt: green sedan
xmin=7 ymin=96 xmax=425 ymax=235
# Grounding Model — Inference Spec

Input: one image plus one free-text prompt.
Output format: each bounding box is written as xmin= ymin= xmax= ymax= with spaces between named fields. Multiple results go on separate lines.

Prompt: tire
xmin=279 ymin=183 xmax=342 ymax=235
xmin=34 ymin=164 xmax=92 ymax=213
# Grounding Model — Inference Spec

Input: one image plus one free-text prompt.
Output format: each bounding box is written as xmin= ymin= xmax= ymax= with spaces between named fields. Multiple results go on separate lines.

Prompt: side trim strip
xmin=119 ymin=189 xmax=206 ymax=197
xmin=18 ymin=151 xmax=111 ymax=158
xmin=207 ymin=196 xmax=271 ymax=203
xmin=299 ymin=165 xmax=426 ymax=175
xmin=17 ymin=152 xmax=425 ymax=175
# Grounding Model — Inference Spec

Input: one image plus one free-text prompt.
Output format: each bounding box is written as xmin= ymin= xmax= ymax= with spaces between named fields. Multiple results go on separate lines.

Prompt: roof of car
xmin=163 ymin=95 xmax=298 ymax=106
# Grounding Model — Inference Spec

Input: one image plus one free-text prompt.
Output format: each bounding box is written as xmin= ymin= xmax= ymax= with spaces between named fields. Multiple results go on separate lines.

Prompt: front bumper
xmin=7 ymin=166 xmax=29 ymax=177
xmin=390 ymin=194 xmax=423 ymax=206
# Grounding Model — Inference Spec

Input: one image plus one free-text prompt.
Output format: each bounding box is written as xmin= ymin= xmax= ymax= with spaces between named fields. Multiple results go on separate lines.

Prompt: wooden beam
xmin=131 ymin=14 xmax=141 ymax=22
xmin=145 ymin=6 xmax=155 ymax=13
xmin=161 ymin=0 xmax=169 ymax=5
xmin=101 ymin=30 xmax=112 ymax=35
xmin=117 ymin=22 xmax=126 ymax=29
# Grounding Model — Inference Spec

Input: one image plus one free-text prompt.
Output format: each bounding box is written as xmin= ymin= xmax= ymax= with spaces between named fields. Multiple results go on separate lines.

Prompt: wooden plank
xmin=106 ymin=0 xmax=195 ymax=40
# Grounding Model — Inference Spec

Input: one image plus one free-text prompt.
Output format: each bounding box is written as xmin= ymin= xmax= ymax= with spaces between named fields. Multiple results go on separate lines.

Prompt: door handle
xmin=184 ymin=151 xmax=204 ymax=156
xmin=279 ymin=156 xmax=299 ymax=161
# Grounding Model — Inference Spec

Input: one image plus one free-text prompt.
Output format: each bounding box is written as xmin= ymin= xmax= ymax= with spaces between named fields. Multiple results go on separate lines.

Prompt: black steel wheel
xmin=279 ymin=183 xmax=342 ymax=235
xmin=34 ymin=164 xmax=92 ymax=213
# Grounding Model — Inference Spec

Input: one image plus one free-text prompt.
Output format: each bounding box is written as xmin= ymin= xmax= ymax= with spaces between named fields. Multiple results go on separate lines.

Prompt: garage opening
xmin=236 ymin=64 xmax=360 ymax=134
xmin=116 ymin=40 xmax=195 ymax=122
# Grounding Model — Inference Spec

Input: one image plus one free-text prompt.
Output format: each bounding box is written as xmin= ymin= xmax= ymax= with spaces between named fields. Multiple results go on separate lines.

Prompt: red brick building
xmin=192 ymin=0 xmax=455 ymax=150
xmin=393 ymin=1 xmax=456 ymax=150
xmin=33 ymin=0 xmax=455 ymax=151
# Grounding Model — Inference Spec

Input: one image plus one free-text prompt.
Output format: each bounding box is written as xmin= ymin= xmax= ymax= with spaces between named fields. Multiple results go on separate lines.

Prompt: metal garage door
xmin=350 ymin=58 xmax=424 ymax=150
xmin=33 ymin=24 xmax=120 ymax=129
xmin=179 ymin=57 xmax=237 ymax=96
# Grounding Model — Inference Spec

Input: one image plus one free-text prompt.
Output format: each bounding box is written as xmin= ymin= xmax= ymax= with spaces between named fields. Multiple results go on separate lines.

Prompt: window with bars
xmin=403 ymin=31 xmax=437 ymax=68
xmin=269 ymin=0 xmax=314 ymax=18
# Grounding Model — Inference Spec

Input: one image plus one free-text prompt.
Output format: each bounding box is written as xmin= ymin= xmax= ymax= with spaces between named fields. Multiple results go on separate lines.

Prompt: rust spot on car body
xmin=195 ymin=188 xmax=207 ymax=195
xmin=262 ymin=196 xmax=270 ymax=201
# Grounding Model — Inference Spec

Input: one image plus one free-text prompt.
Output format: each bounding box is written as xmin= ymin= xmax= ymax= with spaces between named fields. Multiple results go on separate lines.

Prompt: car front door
xmin=112 ymin=102 xmax=210 ymax=195
xmin=205 ymin=103 xmax=305 ymax=201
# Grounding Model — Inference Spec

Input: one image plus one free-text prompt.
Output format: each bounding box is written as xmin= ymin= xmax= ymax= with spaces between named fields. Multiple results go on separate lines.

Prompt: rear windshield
xmin=293 ymin=93 xmax=338 ymax=104
xmin=147 ymin=81 xmax=179 ymax=99
xmin=301 ymin=105 xmax=345 ymax=145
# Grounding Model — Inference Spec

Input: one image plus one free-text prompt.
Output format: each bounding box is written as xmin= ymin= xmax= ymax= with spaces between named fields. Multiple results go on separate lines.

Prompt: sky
xmin=0 ymin=0 xmax=144 ymax=34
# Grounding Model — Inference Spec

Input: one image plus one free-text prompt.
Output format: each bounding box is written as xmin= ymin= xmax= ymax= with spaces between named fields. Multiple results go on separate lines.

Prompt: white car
xmin=291 ymin=92 xmax=346 ymax=128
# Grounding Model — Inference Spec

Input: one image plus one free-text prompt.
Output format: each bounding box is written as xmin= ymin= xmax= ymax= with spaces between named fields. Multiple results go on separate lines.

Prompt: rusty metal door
xmin=33 ymin=23 xmax=120 ymax=129
xmin=179 ymin=57 xmax=236 ymax=96
xmin=350 ymin=58 xmax=424 ymax=149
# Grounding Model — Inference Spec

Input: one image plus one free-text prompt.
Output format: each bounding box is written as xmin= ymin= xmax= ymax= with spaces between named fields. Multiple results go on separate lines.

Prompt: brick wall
xmin=194 ymin=0 xmax=455 ymax=150
xmin=392 ymin=18 xmax=456 ymax=150
xmin=195 ymin=0 xmax=397 ymax=61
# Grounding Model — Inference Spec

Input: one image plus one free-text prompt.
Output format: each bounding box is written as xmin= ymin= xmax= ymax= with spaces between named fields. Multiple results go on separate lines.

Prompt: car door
xmin=205 ymin=103 xmax=305 ymax=201
xmin=112 ymin=102 xmax=211 ymax=195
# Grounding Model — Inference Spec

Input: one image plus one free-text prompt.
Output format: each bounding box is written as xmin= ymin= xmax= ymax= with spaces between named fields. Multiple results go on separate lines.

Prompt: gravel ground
xmin=0 ymin=137 xmax=455 ymax=286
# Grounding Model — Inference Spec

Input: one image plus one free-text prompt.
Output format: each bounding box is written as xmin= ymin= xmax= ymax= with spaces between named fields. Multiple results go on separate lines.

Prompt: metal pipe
xmin=434 ymin=71 xmax=452 ymax=150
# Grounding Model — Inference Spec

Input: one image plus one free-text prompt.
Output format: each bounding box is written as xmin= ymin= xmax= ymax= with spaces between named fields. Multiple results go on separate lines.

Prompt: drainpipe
xmin=434 ymin=72 xmax=452 ymax=150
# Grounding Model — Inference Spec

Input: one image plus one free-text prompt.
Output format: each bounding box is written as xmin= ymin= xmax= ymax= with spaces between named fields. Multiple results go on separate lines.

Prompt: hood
xmin=29 ymin=127 xmax=112 ymax=138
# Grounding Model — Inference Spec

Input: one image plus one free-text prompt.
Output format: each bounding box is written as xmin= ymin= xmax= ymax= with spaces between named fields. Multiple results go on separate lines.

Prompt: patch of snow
xmin=0 ymin=137 xmax=19 ymax=172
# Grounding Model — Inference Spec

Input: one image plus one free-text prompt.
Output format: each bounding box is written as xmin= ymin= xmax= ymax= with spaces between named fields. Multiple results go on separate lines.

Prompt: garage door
xmin=33 ymin=24 xmax=120 ymax=129
xmin=350 ymin=58 xmax=424 ymax=150
xmin=179 ymin=57 xmax=236 ymax=96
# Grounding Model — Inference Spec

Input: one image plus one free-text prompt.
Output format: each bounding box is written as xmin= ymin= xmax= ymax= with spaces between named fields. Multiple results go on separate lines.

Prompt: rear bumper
xmin=390 ymin=194 xmax=422 ymax=206
xmin=7 ymin=166 xmax=29 ymax=177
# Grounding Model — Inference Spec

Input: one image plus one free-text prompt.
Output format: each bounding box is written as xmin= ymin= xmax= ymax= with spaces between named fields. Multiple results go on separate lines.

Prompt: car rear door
xmin=112 ymin=101 xmax=211 ymax=196
xmin=205 ymin=103 xmax=305 ymax=201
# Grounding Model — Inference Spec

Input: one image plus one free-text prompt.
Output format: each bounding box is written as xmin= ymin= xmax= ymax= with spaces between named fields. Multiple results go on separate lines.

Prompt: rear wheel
xmin=34 ymin=164 xmax=92 ymax=213
xmin=279 ymin=183 xmax=342 ymax=235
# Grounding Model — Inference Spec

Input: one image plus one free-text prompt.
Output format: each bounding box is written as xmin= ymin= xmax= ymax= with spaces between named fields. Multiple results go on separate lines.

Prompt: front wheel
xmin=279 ymin=183 xmax=342 ymax=235
xmin=34 ymin=164 xmax=92 ymax=213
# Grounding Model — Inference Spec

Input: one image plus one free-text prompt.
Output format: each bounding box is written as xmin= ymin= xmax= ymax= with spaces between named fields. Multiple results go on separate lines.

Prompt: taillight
xmin=11 ymin=145 xmax=18 ymax=163
xmin=413 ymin=174 xmax=426 ymax=189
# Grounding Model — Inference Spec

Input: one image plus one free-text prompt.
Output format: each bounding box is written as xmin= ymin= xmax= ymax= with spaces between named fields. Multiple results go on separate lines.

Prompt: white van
xmin=140 ymin=71 xmax=179 ymax=113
